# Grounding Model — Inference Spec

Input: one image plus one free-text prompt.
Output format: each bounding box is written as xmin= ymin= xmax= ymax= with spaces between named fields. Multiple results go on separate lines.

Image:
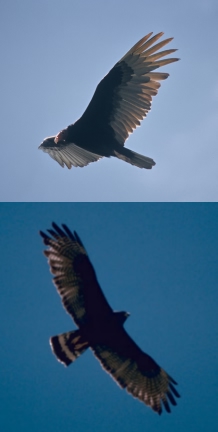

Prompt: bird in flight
xmin=40 ymin=222 xmax=180 ymax=414
xmin=39 ymin=32 xmax=179 ymax=169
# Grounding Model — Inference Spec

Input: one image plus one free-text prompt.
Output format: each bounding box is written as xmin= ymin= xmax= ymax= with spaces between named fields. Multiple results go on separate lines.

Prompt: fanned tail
xmin=50 ymin=330 xmax=89 ymax=366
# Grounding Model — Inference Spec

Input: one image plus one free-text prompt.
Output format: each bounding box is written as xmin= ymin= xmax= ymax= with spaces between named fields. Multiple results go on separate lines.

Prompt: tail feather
xmin=50 ymin=330 xmax=89 ymax=366
xmin=113 ymin=146 xmax=155 ymax=169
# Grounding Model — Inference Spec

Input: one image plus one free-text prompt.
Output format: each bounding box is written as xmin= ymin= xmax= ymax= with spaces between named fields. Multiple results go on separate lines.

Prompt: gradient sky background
xmin=1 ymin=203 xmax=218 ymax=431
xmin=1 ymin=0 xmax=218 ymax=202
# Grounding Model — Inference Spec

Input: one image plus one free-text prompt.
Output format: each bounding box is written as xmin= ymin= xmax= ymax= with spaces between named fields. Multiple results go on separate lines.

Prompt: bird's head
xmin=54 ymin=128 xmax=68 ymax=144
xmin=38 ymin=136 xmax=56 ymax=150
xmin=115 ymin=311 xmax=130 ymax=325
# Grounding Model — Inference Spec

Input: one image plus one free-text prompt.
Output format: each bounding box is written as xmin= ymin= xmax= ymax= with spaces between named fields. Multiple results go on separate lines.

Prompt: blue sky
xmin=1 ymin=1 xmax=218 ymax=201
xmin=1 ymin=203 xmax=218 ymax=431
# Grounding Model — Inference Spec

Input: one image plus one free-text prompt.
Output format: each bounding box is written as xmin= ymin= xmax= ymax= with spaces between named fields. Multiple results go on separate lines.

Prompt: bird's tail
xmin=113 ymin=146 xmax=155 ymax=169
xmin=50 ymin=330 xmax=89 ymax=366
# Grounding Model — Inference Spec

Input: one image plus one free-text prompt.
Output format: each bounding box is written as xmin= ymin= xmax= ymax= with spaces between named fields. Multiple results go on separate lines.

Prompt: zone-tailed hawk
xmin=40 ymin=222 xmax=180 ymax=414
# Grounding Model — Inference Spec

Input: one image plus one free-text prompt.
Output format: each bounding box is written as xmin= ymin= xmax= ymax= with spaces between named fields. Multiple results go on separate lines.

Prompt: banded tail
xmin=50 ymin=330 xmax=89 ymax=366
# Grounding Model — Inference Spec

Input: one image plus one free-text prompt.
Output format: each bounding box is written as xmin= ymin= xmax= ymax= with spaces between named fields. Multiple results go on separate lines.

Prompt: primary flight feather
xmin=39 ymin=32 xmax=179 ymax=169
xmin=40 ymin=222 xmax=180 ymax=414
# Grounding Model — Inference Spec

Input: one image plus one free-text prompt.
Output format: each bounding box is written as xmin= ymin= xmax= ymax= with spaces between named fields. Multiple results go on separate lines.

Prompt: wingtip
xmin=39 ymin=230 xmax=49 ymax=240
xmin=52 ymin=221 xmax=59 ymax=230
xmin=62 ymin=224 xmax=77 ymax=241
xmin=73 ymin=231 xmax=85 ymax=248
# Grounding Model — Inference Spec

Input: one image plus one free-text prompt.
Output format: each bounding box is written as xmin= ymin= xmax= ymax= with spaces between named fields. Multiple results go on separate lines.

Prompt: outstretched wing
xmin=40 ymin=222 xmax=113 ymax=327
xmin=92 ymin=326 xmax=180 ymax=415
xmin=77 ymin=31 xmax=179 ymax=146
xmin=39 ymin=137 xmax=103 ymax=168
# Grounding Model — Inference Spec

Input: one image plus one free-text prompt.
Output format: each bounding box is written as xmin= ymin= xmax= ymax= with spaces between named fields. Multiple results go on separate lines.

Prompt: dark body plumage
xmin=39 ymin=32 xmax=179 ymax=169
xmin=40 ymin=222 xmax=180 ymax=415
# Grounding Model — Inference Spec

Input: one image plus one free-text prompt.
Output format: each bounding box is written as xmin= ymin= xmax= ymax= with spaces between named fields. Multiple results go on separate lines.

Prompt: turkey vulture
xmin=40 ymin=222 xmax=180 ymax=414
xmin=39 ymin=32 xmax=179 ymax=169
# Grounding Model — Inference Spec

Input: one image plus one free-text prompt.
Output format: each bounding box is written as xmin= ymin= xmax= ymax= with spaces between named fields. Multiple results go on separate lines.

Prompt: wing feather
xmin=92 ymin=327 xmax=180 ymax=415
xmin=115 ymin=36 xmax=178 ymax=142
xmin=39 ymin=137 xmax=103 ymax=168
xmin=72 ymin=32 xmax=178 ymax=149
xmin=77 ymin=32 xmax=178 ymax=146
xmin=40 ymin=223 xmax=112 ymax=326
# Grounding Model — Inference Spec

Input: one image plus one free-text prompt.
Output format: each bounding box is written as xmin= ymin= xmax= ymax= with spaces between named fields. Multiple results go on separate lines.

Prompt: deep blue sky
xmin=1 ymin=1 xmax=218 ymax=201
xmin=1 ymin=203 xmax=218 ymax=431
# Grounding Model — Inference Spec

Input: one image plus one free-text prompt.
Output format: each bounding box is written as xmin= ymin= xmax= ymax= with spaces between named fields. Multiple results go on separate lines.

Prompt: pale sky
xmin=1 ymin=0 xmax=218 ymax=201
